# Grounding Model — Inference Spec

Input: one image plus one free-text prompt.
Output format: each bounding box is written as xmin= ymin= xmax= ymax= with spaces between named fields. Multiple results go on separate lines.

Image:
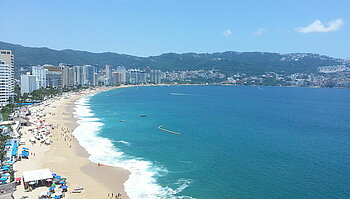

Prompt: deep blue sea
xmin=74 ymin=85 xmax=350 ymax=199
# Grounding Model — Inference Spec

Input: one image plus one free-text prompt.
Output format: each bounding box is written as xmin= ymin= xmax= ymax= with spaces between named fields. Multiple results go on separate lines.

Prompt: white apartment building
xmin=32 ymin=66 xmax=47 ymax=89
xmin=116 ymin=66 xmax=126 ymax=83
xmin=20 ymin=73 xmax=37 ymax=95
xmin=62 ymin=65 xmax=75 ymax=88
xmin=74 ymin=66 xmax=84 ymax=86
xmin=0 ymin=50 xmax=14 ymax=106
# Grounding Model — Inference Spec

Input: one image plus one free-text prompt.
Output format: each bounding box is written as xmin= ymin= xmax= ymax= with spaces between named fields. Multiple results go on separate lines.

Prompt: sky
xmin=0 ymin=0 xmax=349 ymax=58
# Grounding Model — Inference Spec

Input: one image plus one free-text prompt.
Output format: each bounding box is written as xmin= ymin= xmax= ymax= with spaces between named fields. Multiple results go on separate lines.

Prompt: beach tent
xmin=0 ymin=177 xmax=7 ymax=181
xmin=22 ymin=168 xmax=53 ymax=183
xmin=20 ymin=150 xmax=29 ymax=157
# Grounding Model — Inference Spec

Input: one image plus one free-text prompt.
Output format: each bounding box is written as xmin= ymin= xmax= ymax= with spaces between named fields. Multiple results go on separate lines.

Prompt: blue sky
xmin=0 ymin=0 xmax=349 ymax=58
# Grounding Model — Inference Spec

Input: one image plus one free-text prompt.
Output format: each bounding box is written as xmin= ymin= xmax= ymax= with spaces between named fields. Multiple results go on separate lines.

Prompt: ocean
xmin=73 ymin=85 xmax=350 ymax=199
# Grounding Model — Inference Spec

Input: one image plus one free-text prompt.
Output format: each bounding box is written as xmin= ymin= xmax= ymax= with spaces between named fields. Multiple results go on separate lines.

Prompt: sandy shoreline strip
xmin=13 ymin=86 xmax=132 ymax=199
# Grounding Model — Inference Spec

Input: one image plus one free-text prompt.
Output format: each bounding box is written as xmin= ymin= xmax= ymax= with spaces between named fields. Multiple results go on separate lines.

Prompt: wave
xmin=73 ymin=95 xmax=194 ymax=199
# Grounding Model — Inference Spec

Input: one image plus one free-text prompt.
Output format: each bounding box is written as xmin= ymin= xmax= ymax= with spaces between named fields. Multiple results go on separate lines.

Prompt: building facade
xmin=116 ymin=66 xmax=126 ymax=83
xmin=150 ymin=69 xmax=162 ymax=84
xmin=74 ymin=66 xmax=84 ymax=86
xmin=127 ymin=69 xmax=146 ymax=84
xmin=44 ymin=65 xmax=63 ymax=88
xmin=0 ymin=50 xmax=15 ymax=106
xmin=32 ymin=66 xmax=47 ymax=89
xmin=83 ymin=65 xmax=96 ymax=86
xmin=20 ymin=73 xmax=37 ymax=95
xmin=62 ymin=65 xmax=75 ymax=88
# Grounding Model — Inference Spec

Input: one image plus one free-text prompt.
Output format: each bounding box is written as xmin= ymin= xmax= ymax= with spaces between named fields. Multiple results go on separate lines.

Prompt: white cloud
xmin=296 ymin=18 xmax=344 ymax=33
xmin=223 ymin=29 xmax=232 ymax=37
xmin=253 ymin=28 xmax=266 ymax=36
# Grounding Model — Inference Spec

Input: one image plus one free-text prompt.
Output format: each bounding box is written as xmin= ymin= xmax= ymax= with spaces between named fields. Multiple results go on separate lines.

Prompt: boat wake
xmin=170 ymin=93 xmax=192 ymax=96
xmin=116 ymin=140 xmax=131 ymax=146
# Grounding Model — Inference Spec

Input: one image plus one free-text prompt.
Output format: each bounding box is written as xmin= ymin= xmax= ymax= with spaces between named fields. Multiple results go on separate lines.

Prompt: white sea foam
xmin=73 ymin=95 xmax=194 ymax=199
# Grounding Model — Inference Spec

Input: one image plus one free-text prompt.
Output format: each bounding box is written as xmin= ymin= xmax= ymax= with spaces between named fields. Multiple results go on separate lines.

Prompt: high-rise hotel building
xmin=0 ymin=50 xmax=14 ymax=106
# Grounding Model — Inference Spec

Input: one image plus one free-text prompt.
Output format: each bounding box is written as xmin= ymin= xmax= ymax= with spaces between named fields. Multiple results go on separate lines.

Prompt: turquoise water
xmin=86 ymin=85 xmax=350 ymax=199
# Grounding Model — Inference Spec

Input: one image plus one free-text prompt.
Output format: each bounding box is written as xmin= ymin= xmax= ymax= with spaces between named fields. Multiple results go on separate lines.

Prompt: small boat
xmin=120 ymin=120 xmax=125 ymax=122
xmin=140 ymin=115 xmax=147 ymax=117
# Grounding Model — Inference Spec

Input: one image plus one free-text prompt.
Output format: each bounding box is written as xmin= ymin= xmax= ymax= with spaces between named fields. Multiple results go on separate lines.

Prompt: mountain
xmin=0 ymin=41 xmax=344 ymax=75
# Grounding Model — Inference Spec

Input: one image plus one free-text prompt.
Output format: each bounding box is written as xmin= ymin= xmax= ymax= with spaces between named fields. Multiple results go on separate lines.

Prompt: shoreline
xmin=13 ymin=86 xmax=133 ymax=199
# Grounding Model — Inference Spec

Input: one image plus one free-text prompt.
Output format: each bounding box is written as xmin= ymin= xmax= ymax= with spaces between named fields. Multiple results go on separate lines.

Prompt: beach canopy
xmin=15 ymin=177 xmax=21 ymax=181
xmin=61 ymin=185 xmax=68 ymax=189
xmin=22 ymin=147 xmax=29 ymax=150
xmin=22 ymin=168 xmax=53 ymax=182
xmin=52 ymin=196 xmax=61 ymax=199
xmin=49 ymin=186 xmax=55 ymax=190
xmin=0 ymin=177 xmax=7 ymax=181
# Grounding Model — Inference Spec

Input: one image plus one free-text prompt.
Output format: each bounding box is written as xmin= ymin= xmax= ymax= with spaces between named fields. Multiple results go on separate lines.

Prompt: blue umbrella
xmin=22 ymin=147 xmax=29 ymax=150
xmin=59 ymin=181 xmax=66 ymax=184
xmin=49 ymin=186 xmax=55 ymax=190
xmin=61 ymin=185 xmax=68 ymax=189
xmin=52 ymin=196 xmax=61 ymax=199
xmin=52 ymin=173 xmax=57 ymax=176
xmin=55 ymin=175 xmax=61 ymax=178
xmin=0 ymin=177 xmax=7 ymax=181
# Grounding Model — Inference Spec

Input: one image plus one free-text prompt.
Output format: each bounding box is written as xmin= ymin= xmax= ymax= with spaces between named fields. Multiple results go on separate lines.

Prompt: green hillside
xmin=0 ymin=41 xmax=343 ymax=75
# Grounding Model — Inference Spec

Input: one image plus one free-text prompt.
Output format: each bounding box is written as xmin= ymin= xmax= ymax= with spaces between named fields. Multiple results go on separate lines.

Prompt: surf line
xmin=158 ymin=126 xmax=181 ymax=135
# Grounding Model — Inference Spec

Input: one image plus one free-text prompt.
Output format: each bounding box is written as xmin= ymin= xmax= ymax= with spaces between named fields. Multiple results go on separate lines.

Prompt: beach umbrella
xmin=58 ymin=181 xmax=66 ymax=184
xmin=52 ymin=196 xmax=61 ymax=199
xmin=0 ymin=177 xmax=7 ymax=181
xmin=60 ymin=178 xmax=67 ymax=181
xmin=22 ymin=147 xmax=29 ymax=150
xmin=55 ymin=175 xmax=61 ymax=179
xmin=60 ymin=185 xmax=68 ymax=189
xmin=29 ymin=181 xmax=36 ymax=185
xmin=6 ymin=161 xmax=13 ymax=164
xmin=49 ymin=186 xmax=55 ymax=190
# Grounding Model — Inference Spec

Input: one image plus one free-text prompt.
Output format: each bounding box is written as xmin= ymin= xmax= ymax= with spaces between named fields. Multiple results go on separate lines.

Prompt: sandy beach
xmin=13 ymin=86 xmax=131 ymax=199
